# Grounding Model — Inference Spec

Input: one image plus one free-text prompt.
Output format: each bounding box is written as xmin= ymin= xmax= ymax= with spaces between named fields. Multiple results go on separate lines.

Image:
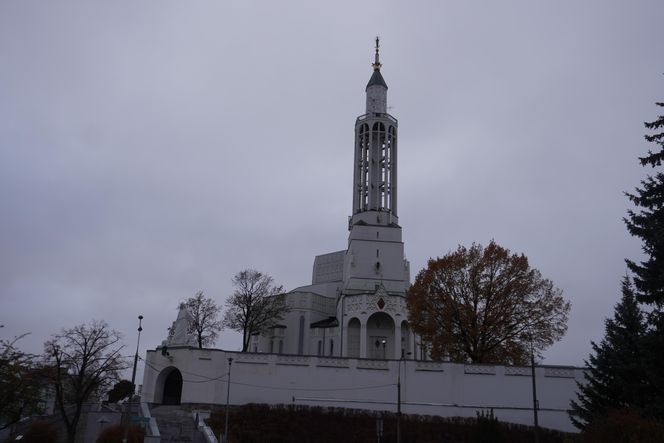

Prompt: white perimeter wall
xmin=142 ymin=347 xmax=583 ymax=433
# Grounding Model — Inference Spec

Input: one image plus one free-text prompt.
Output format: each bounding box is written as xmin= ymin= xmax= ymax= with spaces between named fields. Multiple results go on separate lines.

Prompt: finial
xmin=372 ymin=36 xmax=382 ymax=71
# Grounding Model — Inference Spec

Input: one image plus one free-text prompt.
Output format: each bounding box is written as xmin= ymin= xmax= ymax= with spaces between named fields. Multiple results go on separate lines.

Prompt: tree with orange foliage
xmin=406 ymin=241 xmax=570 ymax=365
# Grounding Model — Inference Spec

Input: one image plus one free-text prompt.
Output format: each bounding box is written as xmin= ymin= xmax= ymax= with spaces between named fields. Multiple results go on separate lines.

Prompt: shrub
xmin=17 ymin=421 xmax=59 ymax=443
xmin=581 ymin=409 xmax=664 ymax=443
xmin=206 ymin=403 xmax=574 ymax=443
xmin=473 ymin=409 xmax=504 ymax=443
xmin=96 ymin=424 xmax=145 ymax=443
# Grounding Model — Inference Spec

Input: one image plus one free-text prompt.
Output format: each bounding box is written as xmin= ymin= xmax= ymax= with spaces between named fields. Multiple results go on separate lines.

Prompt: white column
xmin=360 ymin=319 xmax=367 ymax=358
xmin=394 ymin=321 xmax=402 ymax=359
xmin=391 ymin=128 xmax=397 ymax=216
xmin=341 ymin=323 xmax=347 ymax=357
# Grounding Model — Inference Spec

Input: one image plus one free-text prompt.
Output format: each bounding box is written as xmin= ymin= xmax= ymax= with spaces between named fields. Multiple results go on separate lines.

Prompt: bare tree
xmin=43 ymin=321 xmax=127 ymax=443
xmin=0 ymin=334 xmax=43 ymax=431
xmin=223 ymin=269 xmax=288 ymax=352
xmin=185 ymin=291 xmax=223 ymax=348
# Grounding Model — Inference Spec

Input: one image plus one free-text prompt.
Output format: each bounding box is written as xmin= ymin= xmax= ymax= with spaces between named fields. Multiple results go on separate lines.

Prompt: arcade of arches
xmin=345 ymin=313 xmax=412 ymax=359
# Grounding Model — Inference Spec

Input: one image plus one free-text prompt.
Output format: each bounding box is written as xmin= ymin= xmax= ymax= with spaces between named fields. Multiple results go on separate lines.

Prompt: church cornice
xmin=343 ymin=276 xmax=409 ymax=284
xmin=356 ymin=112 xmax=398 ymax=125
xmin=349 ymin=221 xmax=401 ymax=229
xmin=347 ymin=239 xmax=403 ymax=246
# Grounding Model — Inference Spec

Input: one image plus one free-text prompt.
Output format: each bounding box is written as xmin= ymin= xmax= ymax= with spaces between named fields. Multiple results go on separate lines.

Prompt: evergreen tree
xmin=624 ymin=99 xmax=664 ymax=417
xmin=625 ymin=100 xmax=664 ymax=307
xmin=570 ymin=277 xmax=648 ymax=429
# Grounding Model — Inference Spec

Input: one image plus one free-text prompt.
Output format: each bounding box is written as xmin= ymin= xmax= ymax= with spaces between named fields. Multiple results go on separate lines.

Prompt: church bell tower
xmin=340 ymin=40 xmax=412 ymax=359
xmin=343 ymin=38 xmax=410 ymax=297
xmin=352 ymin=37 xmax=398 ymax=218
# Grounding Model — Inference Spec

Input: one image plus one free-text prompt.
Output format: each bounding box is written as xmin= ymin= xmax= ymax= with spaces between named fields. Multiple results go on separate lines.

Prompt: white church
xmin=141 ymin=41 xmax=584 ymax=433
xmin=249 ymin=40 xmax=414 ymax=362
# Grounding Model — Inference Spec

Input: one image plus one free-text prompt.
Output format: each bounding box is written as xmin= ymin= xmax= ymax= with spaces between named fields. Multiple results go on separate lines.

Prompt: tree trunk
xmin=66 ymin=423 xmax=76 ymax=443
xmin=242 ymin=329 xmax=249 ymax=352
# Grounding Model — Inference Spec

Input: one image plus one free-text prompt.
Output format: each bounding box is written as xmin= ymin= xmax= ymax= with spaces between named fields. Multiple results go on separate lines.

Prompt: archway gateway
xmin=156 ymin=367 xmax=183 ymax=405
xmin=366 ymin=312 xmax=395 ymax=359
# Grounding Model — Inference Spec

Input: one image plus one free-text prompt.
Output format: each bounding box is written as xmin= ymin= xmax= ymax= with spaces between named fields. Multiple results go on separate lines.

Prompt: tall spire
xmin=354 ymin=38 xmax=398 ymax=217
xmin=372 ymin=36 xmax=382 ymax=71
xmin=366 ymin=37 xmax=388 ymax=93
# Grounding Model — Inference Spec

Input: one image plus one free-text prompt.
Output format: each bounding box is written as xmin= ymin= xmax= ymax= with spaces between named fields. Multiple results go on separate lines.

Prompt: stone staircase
xmin=150 ymin=405 xmax=207 ymax=443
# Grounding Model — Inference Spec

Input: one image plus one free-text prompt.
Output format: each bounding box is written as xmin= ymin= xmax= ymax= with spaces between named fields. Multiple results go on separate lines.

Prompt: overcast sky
xmin=1 ymin=1 xmax=663 ymax=378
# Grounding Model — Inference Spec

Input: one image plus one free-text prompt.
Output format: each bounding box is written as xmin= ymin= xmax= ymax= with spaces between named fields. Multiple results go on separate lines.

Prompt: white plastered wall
xmin=142 ymin=347 xmax=584 ymax=433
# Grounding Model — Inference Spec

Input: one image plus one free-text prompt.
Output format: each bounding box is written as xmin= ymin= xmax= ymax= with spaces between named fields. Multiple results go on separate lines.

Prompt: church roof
xmin=366 ymin=37 xmax=388 ymax=90
xmin=366 ymin=69 xmax=388 ymax=90
xmin=310 ymin=316 xmax=339 ymax=329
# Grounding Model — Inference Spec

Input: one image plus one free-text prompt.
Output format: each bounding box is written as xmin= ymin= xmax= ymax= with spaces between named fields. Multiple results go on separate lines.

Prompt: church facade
xmin=249 ymin=40 xmax=414 ymax=361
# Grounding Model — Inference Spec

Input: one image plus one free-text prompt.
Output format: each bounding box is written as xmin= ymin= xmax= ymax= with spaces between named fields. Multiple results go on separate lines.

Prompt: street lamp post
xmin=223 ymin=357 xmax=233 ymax=443
xmin=123 ymin=315 xmax=143 ymax=443
xmin=530 ymin=340 xmax=540 ymax=443
xmin=131 ymin=316 xmax=144 ymax=394
xmin=396 ymin=352 xmax=411 ymax=443
xmin=396 ymin=358 xmax=401 ymax=443
xmin=376 ymin=414 xmax=383 ymax=443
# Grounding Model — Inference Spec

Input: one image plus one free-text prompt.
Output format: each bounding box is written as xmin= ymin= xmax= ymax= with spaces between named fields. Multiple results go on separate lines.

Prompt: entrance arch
xmin=366 ymin=312 xmax=395 ymax=359
xmin=155 ymin=367 xmax=183 ymax=405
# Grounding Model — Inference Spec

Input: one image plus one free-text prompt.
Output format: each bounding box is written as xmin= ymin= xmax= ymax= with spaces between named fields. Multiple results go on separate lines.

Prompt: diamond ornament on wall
xmin=377 ymin=298 xmax=385 ymax=310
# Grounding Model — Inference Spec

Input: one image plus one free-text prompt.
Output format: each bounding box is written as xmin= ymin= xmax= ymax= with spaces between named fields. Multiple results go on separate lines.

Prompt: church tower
xmin=341 ymin=39 xmax=412 ymax=360
xmin=353 ymin=37 xmax=397 ymax=217
xmin=250 ymin=40 xmax=414 ymax=360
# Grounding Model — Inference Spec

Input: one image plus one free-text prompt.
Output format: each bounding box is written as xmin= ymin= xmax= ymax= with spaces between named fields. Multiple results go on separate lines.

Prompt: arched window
xmin=347 ymin=318 xmax=361 ymax=358
xmin=298 ymin=315 xmax=305 ymax=355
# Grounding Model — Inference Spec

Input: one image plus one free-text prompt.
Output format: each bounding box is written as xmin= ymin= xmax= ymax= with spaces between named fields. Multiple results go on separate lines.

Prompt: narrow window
xmin=279 ymin=340 xmax=284 ymax=354
xmin=270 ymin=339 xmax=274 ymax=353
xmin=317 ymin=340 xmax=323 ymax=356
xmin=298 ymin=316 xmax=305 ymax=354
xmin=330 ymin=339 xmax=334 ymax=356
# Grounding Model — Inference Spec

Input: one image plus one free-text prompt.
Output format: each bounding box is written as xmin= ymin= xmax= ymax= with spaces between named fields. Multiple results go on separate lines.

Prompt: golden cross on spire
xmin=372 ymin=36 xmax=382 ymax=71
